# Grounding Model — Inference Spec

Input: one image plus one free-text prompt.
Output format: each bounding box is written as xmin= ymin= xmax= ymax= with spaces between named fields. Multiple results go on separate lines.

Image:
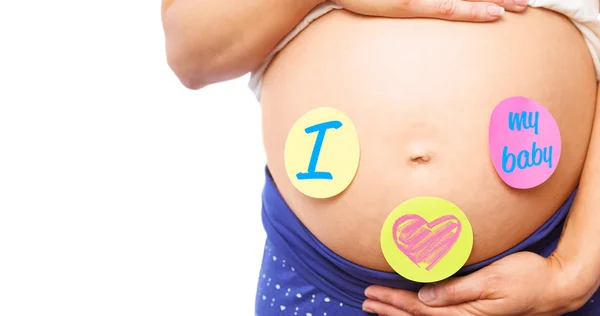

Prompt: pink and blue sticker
xmin=489 ymin=96 xmax=562 ymax=189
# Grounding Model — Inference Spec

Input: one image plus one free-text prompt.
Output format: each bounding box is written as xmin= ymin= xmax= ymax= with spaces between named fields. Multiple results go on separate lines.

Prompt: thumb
xmin=418 ymin=273 xmax=494 ymax=307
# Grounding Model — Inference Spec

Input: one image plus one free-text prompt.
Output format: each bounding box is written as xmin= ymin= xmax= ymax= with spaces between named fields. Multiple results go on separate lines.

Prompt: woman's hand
xmin=331 ymin=0 xmax=528 ymax=22
xmin=362 ymin=252 xmax=592 ymax=315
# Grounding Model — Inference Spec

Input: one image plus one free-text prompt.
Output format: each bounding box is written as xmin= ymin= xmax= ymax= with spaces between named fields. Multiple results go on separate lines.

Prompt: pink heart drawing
xmin=392 ymin=214 xmax=462 ymax=271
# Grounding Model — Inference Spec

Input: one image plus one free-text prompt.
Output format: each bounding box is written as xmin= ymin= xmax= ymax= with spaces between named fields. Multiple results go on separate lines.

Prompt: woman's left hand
xmin=362 ymin=252 xmax=591 ymax=316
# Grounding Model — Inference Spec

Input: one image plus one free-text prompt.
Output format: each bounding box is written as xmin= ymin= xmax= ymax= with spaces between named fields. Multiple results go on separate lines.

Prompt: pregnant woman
xmin=161 ymin=0 xmax=600 ymax=315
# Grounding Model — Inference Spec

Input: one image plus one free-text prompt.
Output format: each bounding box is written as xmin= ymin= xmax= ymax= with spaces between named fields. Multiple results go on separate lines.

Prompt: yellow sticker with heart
xmin=380 ymin=197 xmax=474 ymax=283
xmin=284 ymin=107 xmax=360 ymax=199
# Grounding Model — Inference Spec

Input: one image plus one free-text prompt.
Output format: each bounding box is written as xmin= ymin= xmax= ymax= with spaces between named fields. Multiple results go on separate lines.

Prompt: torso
xmin=260 ymin=8 xmax=597 ymax=272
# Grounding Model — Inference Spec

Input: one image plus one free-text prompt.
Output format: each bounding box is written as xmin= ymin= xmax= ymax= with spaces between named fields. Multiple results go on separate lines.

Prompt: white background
xmin=0 ymin=1 xmax=267 ymax=315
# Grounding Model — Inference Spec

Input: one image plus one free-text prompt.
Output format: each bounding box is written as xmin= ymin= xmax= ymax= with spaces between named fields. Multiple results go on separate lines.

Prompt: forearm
xmin=553 ymin=82 xmax=600 ymax=306
xmin=161 ymin=0 xmax=323 ymax=89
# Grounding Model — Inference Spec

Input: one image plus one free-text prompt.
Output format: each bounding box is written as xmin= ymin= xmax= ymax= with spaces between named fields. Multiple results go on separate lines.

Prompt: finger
xmin=365 ymin=286 xmax=481 ymax=316
xmin=400 ymin=0 xmax=506 ymax=22
xmin=363 ymin=299 xmax=413 ymax=316
xmin=341 ymin=0 xmax=505 ymax=22
xmin=418 ymin=273 xmax=499 ymax=307
xmin=365 ymin=286 xmax=443 ymax=316
xmin=464 ymin=0 xmax=528 ymax=12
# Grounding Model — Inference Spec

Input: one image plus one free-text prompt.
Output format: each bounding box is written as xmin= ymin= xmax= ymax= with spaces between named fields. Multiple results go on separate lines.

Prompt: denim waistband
xmin=261 ymin=167 xmax=576 ymax=309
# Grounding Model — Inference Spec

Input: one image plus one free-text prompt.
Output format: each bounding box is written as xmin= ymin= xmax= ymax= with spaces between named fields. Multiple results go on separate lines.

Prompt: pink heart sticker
xmin=392 ymin=214 xmax=462 ymax=271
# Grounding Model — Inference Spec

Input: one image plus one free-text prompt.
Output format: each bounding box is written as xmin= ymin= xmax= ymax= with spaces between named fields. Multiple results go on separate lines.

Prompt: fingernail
xmin=418 ymin=286 xmax=436 ymax=303
xmin=514 ymin=0 xmax=528 ymax=5
xmin=487 ymin=5 xmax=505 ymax=17
xmin=362 ymin=304 xmax=374 ymax=313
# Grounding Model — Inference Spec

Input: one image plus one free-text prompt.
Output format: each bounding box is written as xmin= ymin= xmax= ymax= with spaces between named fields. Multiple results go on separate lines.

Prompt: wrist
xmin=546 ymin=252 xmax=599 ymax=313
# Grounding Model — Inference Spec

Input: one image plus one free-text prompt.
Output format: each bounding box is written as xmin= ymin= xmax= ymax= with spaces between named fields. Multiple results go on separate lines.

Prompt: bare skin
xmin=161 ymin=0 xmax=600 ymax=313
xmin=260 ymin=8 xmax=596 ymax=272
xmin=160 ymin=0 xmax=521 ymax=89
xmin=362 ymin=80 xmax=600 ymax=316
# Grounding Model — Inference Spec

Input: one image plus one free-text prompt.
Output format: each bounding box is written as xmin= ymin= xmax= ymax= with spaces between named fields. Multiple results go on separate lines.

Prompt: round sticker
xmin=380 ymin=197 xmax=473 ymax=283
xmin=489 ymin=96 xmax=562 ymax=189
xmin=284 ymin=107 xmax=360 ymax=199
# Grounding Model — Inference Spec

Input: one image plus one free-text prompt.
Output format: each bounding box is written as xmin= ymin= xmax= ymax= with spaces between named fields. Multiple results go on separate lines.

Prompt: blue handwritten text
xmin=296 ymin=120 xmax=342 ymax=180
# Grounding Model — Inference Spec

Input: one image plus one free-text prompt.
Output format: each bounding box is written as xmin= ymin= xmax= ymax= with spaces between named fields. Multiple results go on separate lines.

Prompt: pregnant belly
xmin=260 ymin=8 xmax=597 ymax=271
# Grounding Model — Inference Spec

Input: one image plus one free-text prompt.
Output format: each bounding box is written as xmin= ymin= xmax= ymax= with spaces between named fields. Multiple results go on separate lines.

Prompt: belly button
xmin=409 ymin=155 xmax=432 ymax=165
xmin=406 ymin=141 xmax=435 ymax=165
xmin=407 ymin=145 xmax=434 ymax=165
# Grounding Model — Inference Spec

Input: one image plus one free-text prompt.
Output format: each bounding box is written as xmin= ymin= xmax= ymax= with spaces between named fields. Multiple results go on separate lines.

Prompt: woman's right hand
xmin=330 ymin=0 xmax=528 ymax=22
